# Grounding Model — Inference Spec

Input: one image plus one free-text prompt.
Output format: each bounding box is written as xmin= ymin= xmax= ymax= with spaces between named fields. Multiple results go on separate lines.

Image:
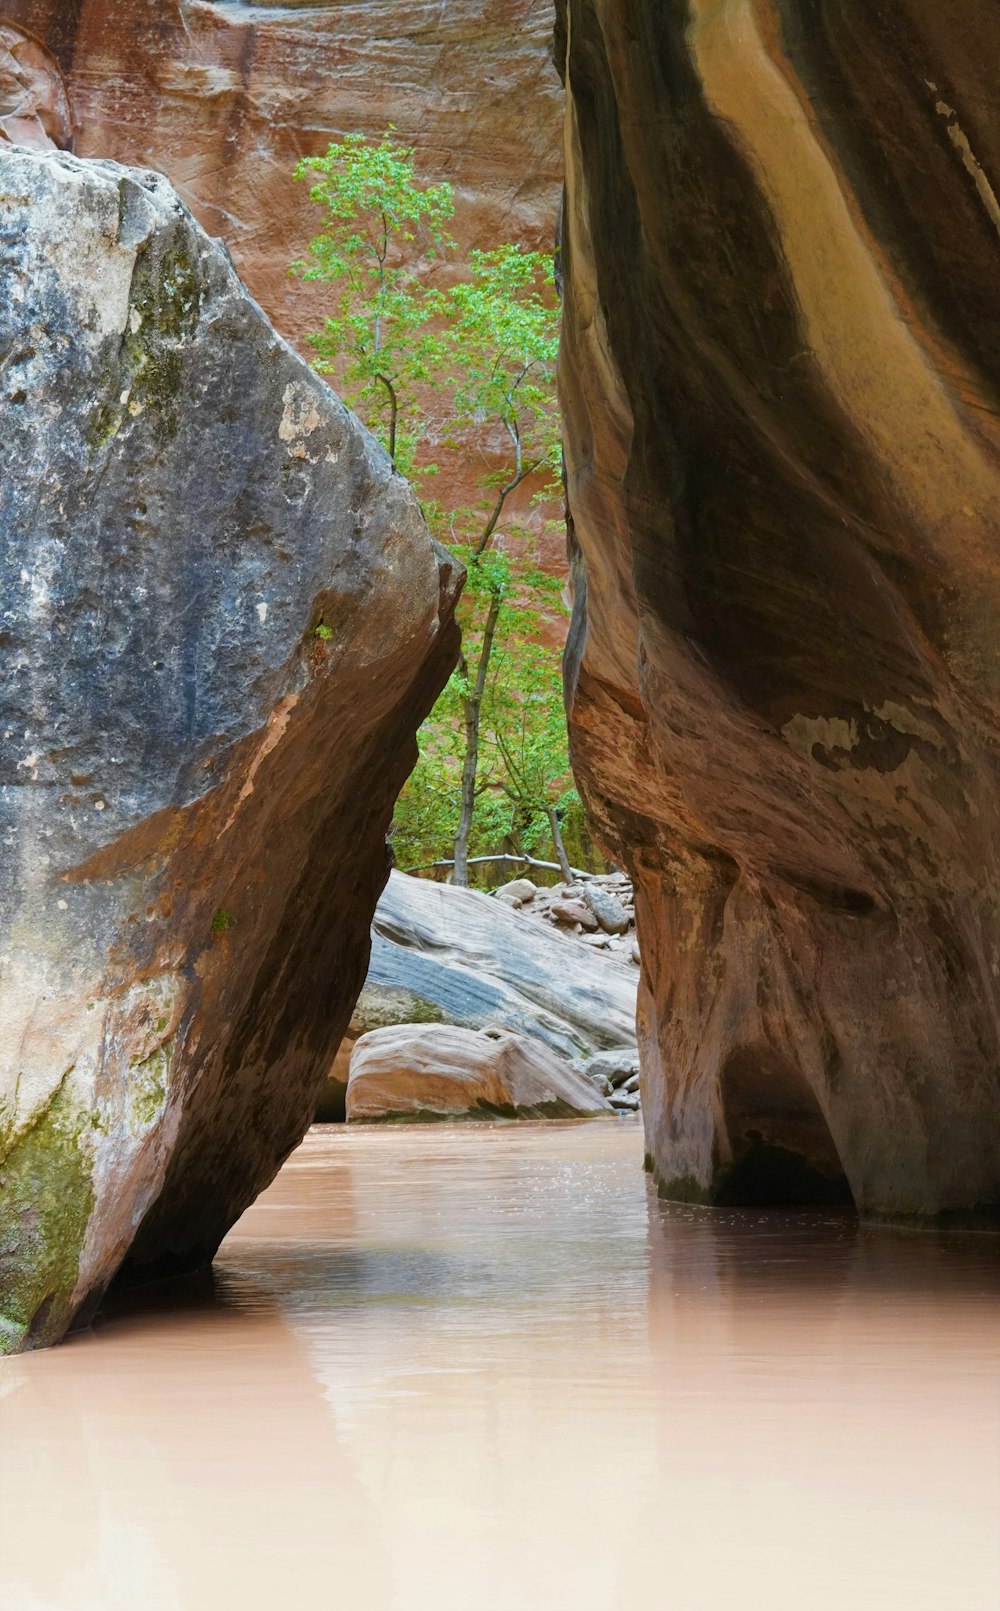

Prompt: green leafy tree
xmin=436 ymin=247 xmax=562 ymax=883
xmin=291 ymin=130 xmax=454 ymax=471
xmin=392 ymin=548 xmax=584 ymax=883
xmin=441 ymin=245 xmax=562 ymax=555
xmin=292 ymin=133 xmax=576 ymax=885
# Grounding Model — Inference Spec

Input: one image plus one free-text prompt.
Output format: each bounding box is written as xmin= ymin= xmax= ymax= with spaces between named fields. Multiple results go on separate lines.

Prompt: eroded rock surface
xmin=0 ymin=145 xmax=459 ymax=1352
xmin=558 ymin=0 xmax=1000 ymax=1223
xmin=317 ymin=870 xmax=638 ymax=1120
xmin=346 ymin=1024 xmax=611 ymax=1123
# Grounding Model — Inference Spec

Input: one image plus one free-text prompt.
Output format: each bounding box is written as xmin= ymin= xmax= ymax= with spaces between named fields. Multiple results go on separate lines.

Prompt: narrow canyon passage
xmin=1 ymin=1121 xmax=997 ymax=1611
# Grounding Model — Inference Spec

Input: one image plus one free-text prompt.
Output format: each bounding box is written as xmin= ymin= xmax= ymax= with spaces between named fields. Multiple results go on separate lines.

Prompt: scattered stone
xmin=582 ymin=883 xmax=631 ymax=935
xmin=579 ymin=1067 xmax=614 ymax=1097
xmin=550 ymin=899 xmax=599 ymax=930
xmin=495 ymin=877 xmax=537 ymax=903
xmin=622 ymin=1072 xmax=641 ymax=1094
xmin=346 ymin=1025 xmax=613 ymax=1122
xmin=583 ymin=1050 xmax=641 ymax=1089
xmin=609 ymin=1091 xmax=641 ymax=1113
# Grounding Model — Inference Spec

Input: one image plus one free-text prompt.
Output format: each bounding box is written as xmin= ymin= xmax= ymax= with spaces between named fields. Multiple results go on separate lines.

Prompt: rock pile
xmin=492 ymin=872 xmax=639 ymax=964
xmin=578 ymin=1050 xmax=642 ymax=1114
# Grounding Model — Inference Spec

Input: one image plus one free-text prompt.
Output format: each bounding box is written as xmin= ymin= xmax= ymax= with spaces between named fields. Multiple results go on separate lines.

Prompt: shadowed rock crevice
xmin=712 ymin=1047 xmax=854 ymax=1209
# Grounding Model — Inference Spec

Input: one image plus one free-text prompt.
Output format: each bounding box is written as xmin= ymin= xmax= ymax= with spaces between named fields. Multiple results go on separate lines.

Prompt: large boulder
xmin=316 ymin=871 xmax=638 ymax=1119
xmin=346 ymin=1025 xmax=612 ymax=1123
xmin=558 ymin=1 xmax=1000 ymax=1223
xmin=0 ymin=144 xmax=459 ymax=1353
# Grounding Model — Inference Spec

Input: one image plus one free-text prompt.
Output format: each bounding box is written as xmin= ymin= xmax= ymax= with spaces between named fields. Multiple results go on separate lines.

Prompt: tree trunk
xmin=452 ymin=587 xmax=503 ymax=886
xmin=547 ymin=804 xmax=574 ymax=882
xmin=376 ymin=373 xmax=399 ymax=465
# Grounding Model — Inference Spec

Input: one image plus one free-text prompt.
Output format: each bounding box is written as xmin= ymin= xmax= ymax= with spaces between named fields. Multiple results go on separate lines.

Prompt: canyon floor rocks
xmin=346 ymin=1025 xmax=612 ymax=1124
xmin=317 ymin=871 xmax=638 ymax=1121
xmin=0 ymin=145 xmax=459 ymax=1353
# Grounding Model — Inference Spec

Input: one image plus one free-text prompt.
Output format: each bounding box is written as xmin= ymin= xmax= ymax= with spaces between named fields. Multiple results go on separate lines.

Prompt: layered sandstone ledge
xmin=0 ymin=145 xmax=459 ymax=1352
xmin=558 ymin=0 xmax=1000 ymax=1224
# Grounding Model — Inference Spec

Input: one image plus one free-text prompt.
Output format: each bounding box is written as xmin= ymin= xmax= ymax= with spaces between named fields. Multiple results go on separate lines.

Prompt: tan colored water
xmin=1 ymin=1120 xmax=998 ymax=1611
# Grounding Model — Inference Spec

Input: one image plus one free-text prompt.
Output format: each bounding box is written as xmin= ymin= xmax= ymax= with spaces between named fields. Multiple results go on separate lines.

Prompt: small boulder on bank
xmin=494 ymin=877 xmax=537 ymax=904
xmin=582 ymin=883 xmax=631 ymax=935
xmin=346 ymin=1024 xmax=613 ymax=1123
xmin=582 ymin=1049 xmax=641 ymax=1090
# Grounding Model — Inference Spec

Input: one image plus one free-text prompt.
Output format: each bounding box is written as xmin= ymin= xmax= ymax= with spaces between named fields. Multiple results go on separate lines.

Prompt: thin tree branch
xmin=403 ymin=853 xmax=595 ymax=879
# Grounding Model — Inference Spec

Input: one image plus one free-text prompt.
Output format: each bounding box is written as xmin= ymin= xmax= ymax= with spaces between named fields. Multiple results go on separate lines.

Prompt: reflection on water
xmin=1 ymin=1121 xmax=998 ymax=1611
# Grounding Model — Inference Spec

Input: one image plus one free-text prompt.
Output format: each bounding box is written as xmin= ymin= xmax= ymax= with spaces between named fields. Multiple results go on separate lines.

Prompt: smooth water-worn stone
xmin=346 ymin=1024 xmax=611 ymax=1123
xmin=0 ymin=145 xmax=459 ymax=1352
xmin=582 ymin=883 xmax=630 ymax=935
xmin=550 ymin=898 xmax=598 ymax=931
xmin=558 ymin=0 xmax=1000 ymax=1223
xmin=315 ymin=871 xmax=638 ymax=1120
xmin=582 ymin=1051 xmax=641 ymax=1092
xmin=494 ymin=877 xmax=537 ymax=903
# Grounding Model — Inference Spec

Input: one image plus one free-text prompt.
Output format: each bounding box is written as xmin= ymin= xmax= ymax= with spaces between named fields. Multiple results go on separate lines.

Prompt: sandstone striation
xmin=346 ymin=1024 xmax=611 ymax=1123
xmin=558 ymin=0 xmax=1000 ymax=1223
xmin=0 ymin=144 xmax=459 ymax=1352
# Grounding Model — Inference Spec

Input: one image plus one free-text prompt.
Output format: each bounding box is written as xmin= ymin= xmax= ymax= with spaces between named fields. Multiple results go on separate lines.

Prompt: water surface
xmin=1 ymin=1121 xmax=998 ymax=1610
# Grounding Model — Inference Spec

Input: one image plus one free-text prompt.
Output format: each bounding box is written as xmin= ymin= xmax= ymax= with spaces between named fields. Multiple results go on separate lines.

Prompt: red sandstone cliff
xmin=3 ymin=1 xmax=565 ymax=557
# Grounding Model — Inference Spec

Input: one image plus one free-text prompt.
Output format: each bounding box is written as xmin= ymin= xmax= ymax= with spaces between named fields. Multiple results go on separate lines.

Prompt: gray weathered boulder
xmin=582 ymin=883 xmax=630 ymax=936
xmin=346 ymin=1025 xmax=612 ymax=1123
xmin=316 ymin=872 xmax=639 ymax=1119
xmin=582 ymin=1050 xmax=641 ymax=1091
xmin=0 ymin=145 xmax=459 ymax=1352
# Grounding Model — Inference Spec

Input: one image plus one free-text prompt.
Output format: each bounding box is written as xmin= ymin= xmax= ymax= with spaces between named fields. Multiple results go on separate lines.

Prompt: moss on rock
xmin=0 ymin=1080 xmax=96 ymax=1353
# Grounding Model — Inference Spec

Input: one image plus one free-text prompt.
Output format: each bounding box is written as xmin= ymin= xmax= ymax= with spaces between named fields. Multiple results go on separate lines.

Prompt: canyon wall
xmin=0 ymin=145 xmax=459 ymax=1352
xmin=558 ymin=0 xmax=1000 ymax=1223
xmin=1 ymin=1 xmax=565 ymax=554
xmin=1 ymin=0 xmax=562 ymax=347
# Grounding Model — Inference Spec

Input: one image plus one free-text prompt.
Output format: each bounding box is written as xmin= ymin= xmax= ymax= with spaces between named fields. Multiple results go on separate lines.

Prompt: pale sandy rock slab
xmin=346 ymin=1025 xmax=612 ymax=1123
xmin=0 ymin=145 xmax=459 ymax=1351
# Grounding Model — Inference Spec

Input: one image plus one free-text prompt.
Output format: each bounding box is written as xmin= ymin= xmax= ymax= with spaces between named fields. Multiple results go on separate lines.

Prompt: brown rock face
xmin=558 ymin=0 xmax=1000 ymax=1223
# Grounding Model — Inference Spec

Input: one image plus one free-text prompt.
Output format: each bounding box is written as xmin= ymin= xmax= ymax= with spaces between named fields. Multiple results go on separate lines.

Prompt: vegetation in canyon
xmin=292 ymin=131 xmax=584 ymax=884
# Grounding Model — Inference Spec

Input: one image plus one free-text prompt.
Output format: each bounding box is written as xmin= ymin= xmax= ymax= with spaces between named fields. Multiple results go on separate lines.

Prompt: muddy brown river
xmin=1 ymin=1121 xmax=998 ymax=1610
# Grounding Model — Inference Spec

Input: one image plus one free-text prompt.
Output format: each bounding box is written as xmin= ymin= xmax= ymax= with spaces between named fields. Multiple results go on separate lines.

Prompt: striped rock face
xmin=0 ymin=145 xmax=459 ymax=1353
xmin=557 ymin=0 xmax=1000 ymax=1224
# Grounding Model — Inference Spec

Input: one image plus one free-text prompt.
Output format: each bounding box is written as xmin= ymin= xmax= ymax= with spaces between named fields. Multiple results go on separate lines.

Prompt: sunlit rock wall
xmin=0 ymin=145 xmax=459 ymax=1352
xmin=558 ymin=0 xmax=1000 ymax=1224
